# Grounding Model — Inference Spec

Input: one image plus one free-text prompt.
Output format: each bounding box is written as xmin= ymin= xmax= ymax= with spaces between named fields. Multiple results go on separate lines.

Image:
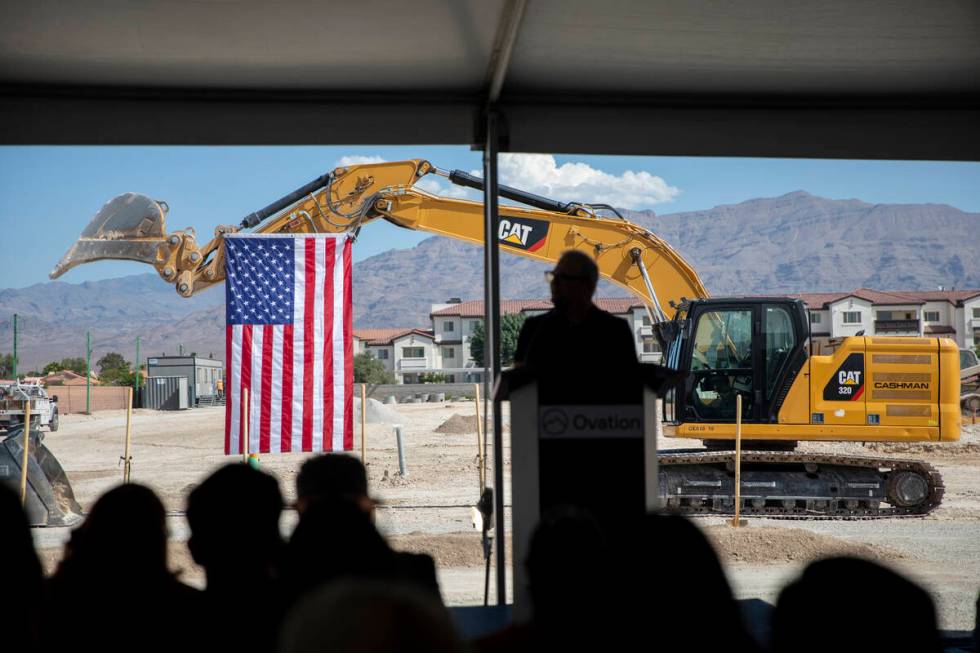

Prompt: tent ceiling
xmin=2 ymin=0 xmax=978 ymax=158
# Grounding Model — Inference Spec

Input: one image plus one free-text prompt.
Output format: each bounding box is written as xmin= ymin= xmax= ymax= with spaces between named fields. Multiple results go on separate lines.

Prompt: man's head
xmin=548 ymin=250 xmax=599 ymax=313
xmin=186 ymin=464 xmax=284 ymax=575
xmin=296 ymin=454 xmax=376 ymax=515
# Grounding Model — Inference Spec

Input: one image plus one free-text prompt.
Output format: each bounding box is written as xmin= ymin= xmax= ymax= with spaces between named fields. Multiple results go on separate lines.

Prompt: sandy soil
xmin=32 ymin=404 xmax=980 ymax=629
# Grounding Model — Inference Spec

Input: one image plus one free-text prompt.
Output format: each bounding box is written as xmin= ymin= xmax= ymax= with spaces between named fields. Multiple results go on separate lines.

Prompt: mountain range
xmin=2 ymin=191 xmax=977 ymax=369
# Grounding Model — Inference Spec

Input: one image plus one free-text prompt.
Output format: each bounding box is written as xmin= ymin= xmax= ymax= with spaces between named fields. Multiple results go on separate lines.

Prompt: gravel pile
xmin=353 ymin=397 xmax=404 ymax=424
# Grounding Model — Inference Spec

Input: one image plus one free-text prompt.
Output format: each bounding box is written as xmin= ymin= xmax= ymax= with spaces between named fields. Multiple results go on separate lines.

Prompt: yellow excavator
xmin=49 ymin=159 xmax=961 ymax=518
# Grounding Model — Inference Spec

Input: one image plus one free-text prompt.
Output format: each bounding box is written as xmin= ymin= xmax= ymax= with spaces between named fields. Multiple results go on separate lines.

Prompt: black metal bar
xmin=483 ymin=109 xmax=506 ymax=606
xmin=240 ymin=173 xmax=333 ymax=228
xmin=449 ymin=169 xmax=574 ymax=214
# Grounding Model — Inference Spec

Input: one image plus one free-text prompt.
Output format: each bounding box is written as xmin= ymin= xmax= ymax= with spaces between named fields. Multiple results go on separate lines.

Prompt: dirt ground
xmin=33 ymin=403 xmax=980 ymax=630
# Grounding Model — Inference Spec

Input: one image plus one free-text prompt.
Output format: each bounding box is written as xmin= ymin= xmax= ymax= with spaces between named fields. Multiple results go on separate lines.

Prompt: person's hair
xmin=279 ymin=580 xmax=461 ymax=653
xmin=296 ymin=454 xmax=369 ymax=502
xmin=558 ymin=250 xmax=599 ymax=285
xmin=773 ymin=557 xmax=940 ymax=653
xmin=57 ymin=483 xmax=170 ymax=584
xmin=186 ymin=464 xmax=283 ymax=568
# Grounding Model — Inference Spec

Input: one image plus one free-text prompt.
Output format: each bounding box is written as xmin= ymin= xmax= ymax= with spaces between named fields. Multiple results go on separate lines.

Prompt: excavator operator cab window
xmin=690 ymin=309 xmax=754 ymax=420
xmin=765 ymin=306 xmax=796 ymax=399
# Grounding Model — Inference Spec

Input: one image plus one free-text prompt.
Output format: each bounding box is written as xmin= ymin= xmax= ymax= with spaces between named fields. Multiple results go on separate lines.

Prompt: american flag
xmin=224 ymin=234 xmax=353 ymax=455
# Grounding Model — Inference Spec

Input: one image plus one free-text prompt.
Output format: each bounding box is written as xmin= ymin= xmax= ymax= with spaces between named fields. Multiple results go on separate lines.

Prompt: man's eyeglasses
xmin=545 ymin=270 xmax=591 ymax=283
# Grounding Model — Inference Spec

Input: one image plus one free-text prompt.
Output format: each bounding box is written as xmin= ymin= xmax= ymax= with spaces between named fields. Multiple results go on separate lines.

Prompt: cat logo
xmin=824 ymin=352 xmax=865 ymax=401
xmin=497 ymin=217 xmax=549 ymax=252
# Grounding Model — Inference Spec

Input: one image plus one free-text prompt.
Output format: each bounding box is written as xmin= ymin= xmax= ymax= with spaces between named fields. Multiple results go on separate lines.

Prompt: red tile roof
xmin=895 ymin=290 xmax=980 ymax=305
xmin=353 ymin=328 xmax=433 ymax=346
xmin=850 ymin=288 xmax=925 ymax=305
xmin=782 ymin=289 xmax=933 ymax=308
xmin=431 ymin=299 xmax=552 ymax=317
xmin=431 ymin=298 xmax=643 ymax=317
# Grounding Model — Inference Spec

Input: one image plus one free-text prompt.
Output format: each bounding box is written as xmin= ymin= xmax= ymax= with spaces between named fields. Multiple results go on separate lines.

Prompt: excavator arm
xmin=50 ymin=159 xmax=708 ymax=323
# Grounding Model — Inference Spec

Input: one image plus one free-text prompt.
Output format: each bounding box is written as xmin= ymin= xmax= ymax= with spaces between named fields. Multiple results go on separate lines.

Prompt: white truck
xmin=962 ymin=348 xmax=980 ymax=414
xmin=0 ymin=381 xmax=59 ymax=431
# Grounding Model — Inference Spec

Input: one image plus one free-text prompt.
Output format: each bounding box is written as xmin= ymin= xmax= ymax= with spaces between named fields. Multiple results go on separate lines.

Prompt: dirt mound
xmin=435 ymin=413 xmax=479 ymax=434
xmin=390 ymin=532 xmax=514 ymax=568
xmin=704 ymin=525 xmax=908 ymax=564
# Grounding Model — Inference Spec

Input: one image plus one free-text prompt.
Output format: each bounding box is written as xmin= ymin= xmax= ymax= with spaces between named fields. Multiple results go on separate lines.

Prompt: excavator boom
xmin=50 ymin=159 xmax=708 ymax=325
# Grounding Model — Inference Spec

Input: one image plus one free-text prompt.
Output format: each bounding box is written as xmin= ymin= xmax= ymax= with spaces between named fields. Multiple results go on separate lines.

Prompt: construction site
xmin=3 ymin=2 xmax=980 ymax=651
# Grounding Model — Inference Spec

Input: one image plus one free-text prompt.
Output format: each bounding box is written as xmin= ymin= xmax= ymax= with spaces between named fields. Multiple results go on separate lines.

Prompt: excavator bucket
xmin=0 ymin=425 xmax=84 ymax=526
xmin=50 ymin=192 xmax=169 ymax=280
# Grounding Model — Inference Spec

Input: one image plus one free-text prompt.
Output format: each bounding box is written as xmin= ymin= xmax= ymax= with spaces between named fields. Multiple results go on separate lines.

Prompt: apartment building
xmin=355 ymin=287 xmax=979 ymax=384
xmin=352 ymin=328 xmax=438 ymax=384
xmin=790 ymin=288 xmax=980 ymax=351
xmin=355 ymin=297 xmax=663 ymax=384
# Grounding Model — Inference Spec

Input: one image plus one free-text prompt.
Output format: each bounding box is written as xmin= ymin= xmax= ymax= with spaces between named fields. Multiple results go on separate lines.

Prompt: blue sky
xmin=1 ymin=146 xmax=979 ymax=289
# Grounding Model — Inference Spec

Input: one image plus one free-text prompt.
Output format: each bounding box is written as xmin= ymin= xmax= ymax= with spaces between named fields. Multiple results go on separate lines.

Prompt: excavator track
xmin=658 ymin=450 xmax=944 ymax=520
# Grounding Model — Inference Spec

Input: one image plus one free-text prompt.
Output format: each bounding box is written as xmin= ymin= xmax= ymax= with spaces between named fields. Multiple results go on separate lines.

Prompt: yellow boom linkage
xmin=50 ymin=159 xmax=708 ymax=325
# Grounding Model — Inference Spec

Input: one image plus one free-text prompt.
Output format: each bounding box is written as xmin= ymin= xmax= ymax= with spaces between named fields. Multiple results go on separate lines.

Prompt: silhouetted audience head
xmin=279 ymin=580 xmax=461 ymax=653
xmin=626 ymin=513 xmax=757 ymax=651
xmin=58 ymin=482 xmax=169 ymax=584
xmin=43 ymin=484 xmax=203 ymax=653
xmin=0 ymin=482 xmax=43 ymax=652
xmin=526 ymin=506 xmax=608 ymax=626
xmin=187 ymin=463 xmax=284 ymax=583
xmin=283 ymin=496 xmax=395 ymax=603
xmin=549 ymin=250 xmax=599 ymax=312
xmin=772 ymin=557 xmax=941 ymax=653
xmin=295 ymin=453 xmax=377 ymax=514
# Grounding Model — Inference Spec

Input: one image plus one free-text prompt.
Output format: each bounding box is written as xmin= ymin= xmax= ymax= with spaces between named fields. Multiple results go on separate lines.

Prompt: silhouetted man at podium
xmin=515 ymin=250 xmax=638 ymax=402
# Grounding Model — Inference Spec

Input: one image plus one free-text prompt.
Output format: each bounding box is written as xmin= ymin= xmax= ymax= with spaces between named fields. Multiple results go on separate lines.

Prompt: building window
xmin=809 ymin=312 xmax=821 ymax=324
xmin=470 ymin=320 xmax=481 ymax=331
xmin=442 ymin=347 xmax=455 ymax=359
xmin=641 ymin=314 xmax=651 ymax=327
xmin=642 ymin=337 xmax=660 ymax=354
xmin=843 ymin=311 xmax=862 ymax=324
xmin=444 ymin=321 xmax=454 ymax=332
xmin=973 ymin=308 xmax=980 ymax=319
xmin=375 ymin=349 xmax=389 ymax=360
xmin=924 ymin=311 xmax=940 ymax=322
xmin=402 ymin=347 xmax=425 ymax=359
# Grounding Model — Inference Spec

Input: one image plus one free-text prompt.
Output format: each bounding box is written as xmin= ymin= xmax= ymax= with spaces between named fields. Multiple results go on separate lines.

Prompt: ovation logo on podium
xmin=539 ymin=406 xmax=643 ymax=439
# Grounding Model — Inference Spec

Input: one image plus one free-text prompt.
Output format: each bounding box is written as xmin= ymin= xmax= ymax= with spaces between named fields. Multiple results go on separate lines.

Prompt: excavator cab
xmin=664 ymin=298 xmax=809 ymax=427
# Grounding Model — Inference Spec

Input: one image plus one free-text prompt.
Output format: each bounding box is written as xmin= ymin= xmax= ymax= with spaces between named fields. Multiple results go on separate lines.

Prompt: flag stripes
xmin=224 ymin=234 xmax=353 ymax=455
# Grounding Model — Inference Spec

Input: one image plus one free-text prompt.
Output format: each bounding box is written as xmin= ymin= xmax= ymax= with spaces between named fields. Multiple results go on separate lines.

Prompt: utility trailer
xmin=0 ymin=381 xmax=59 ymax=431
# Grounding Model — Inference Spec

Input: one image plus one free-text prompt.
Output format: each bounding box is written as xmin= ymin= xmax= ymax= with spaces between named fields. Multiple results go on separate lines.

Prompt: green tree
xmin=97 ymin=352 xmax=128 ymax=374
xmin=469 ymin=313 xmax=526 ymax=368
xmin=353 ymin=353 xmax=395 ymax=385
xmin=96 ymin=352 xmax=133 ymax=386
xmin=0 ymin=352 xmax=14 ymax=378
xmin=42 ymin=357 xmax=87 ymax=375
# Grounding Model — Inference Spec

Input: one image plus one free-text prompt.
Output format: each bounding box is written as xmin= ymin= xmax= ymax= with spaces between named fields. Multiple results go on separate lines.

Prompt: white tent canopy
xmin=1 ymin=0 xmax=978 ymax=159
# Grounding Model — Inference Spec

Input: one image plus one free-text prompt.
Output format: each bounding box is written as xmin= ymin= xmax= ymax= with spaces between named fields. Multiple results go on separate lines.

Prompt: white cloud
xmin=487 ymin=153 xmax=679 ymax=209
xmin=335 ymin=155 xmax=387 ymax=167
xmin=415 ymin=177 xmax=479 ymax=200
